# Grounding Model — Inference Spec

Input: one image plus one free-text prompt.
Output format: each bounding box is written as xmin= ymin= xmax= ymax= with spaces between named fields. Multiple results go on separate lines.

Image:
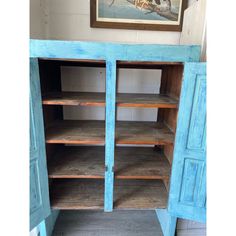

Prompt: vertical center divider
xmin=104 ymin=59 xmax=117 ymax=212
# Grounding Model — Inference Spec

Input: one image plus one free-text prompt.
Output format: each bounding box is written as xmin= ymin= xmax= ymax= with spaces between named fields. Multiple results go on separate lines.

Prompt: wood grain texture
xmin=48 ymin=146 xmax=105 ymax=179
xmin=114 ymin=180 xmax=167 ymax=209
xmin=30 ymin=40 xmax=201 ymax=63
xmin=105 ymin=59 xmax=116 ymax=211
xmin=116 ymin=121 xmax=174 ymax=145
xmin=50 ymin=179 xmax=104 ymax=210
xmin=46 ymin=120 xmax=105 ymax=145
xmin=42 ymin=92 xmax=178 ymax=108
xmin=52 ymin=210 xmax=163 ymax=236
xmin=168 ymin=62 xmax=206 ymax=223
xmin=45 ymin=120 xmax=174 ymax=145
xmin=115 ymin=147 xmax=171 ymax=180
xmin=47 ymin=146 xmax=171 ymax=180
xmin=30 ymin=58 xmax=51 ymax=230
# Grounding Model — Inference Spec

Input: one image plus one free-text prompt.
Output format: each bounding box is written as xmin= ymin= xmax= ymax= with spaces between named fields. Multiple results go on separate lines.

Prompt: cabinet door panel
xmin=30 ymin=58 xmax=50 ymax=230
xmin=168 ymin=63 xmax=206 ymax=223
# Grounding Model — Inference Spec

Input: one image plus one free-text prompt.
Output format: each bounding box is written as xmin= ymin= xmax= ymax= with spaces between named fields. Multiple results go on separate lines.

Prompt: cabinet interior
xmin=38 ymin=58 xmax=184 ymax=210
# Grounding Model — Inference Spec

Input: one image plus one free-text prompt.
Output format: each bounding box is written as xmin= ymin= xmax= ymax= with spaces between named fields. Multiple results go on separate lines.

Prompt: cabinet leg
xmin=156 ymin=209 xmax=177 ymax=236
xmin=38 ymin=220 xmax=47 ymax=236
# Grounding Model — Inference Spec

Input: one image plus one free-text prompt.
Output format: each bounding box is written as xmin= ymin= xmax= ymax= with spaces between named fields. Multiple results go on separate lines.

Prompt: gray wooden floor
xmin=52 ymin=210 xmax=163 ymax=236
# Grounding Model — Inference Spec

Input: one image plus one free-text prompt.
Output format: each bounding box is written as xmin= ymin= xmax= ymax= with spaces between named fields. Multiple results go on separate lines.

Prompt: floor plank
xmin=52 ymin=210 xmax=163 ymax=236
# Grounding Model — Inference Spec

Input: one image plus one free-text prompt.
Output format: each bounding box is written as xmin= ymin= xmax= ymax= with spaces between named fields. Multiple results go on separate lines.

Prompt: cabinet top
xmin=30 ymin=39 xmax=201 ymax=62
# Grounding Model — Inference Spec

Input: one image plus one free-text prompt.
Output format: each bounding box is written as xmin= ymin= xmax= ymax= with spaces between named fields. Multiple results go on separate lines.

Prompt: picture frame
xmin=90 ymin=0 xmax=187 ymax=31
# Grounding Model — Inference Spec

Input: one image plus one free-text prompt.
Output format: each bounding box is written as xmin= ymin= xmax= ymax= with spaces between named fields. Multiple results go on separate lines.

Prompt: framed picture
xmin=90 ymin=0 xmax=187 ymax=31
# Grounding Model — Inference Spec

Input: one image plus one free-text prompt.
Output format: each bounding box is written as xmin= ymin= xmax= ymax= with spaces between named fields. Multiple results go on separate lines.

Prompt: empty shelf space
xmin=115 ymin=147 xmax=171 ymax=180
xmin=116 ymin=121 xmax=174 ymax=145
xmin=114 ymin=180 xmax=167 ymax=209
xmin=46 ymin=120 xmax=174 ymax=145
xmin=50 ymin=179 xmax=104 ymax=210
xmin=48 ymin=146 xmax=170 ymax=180
xmin=48 ymin=146 xmax=105 ymax=179
xmin=46 ymin=120 xmax=105 ymax=144
xmin=42 ymin=92 xmax=178 ymax=108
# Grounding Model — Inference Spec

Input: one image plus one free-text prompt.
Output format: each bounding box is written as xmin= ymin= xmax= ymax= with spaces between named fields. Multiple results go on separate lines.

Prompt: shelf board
xmin=48 ymin=146 xmax=170 ymax=180
xmin=115 ymin=147 xmax=171 ymax=180
xmin=46 ymin=120 xmax=174 ymax=145
xmin=50 ymin=179 xmax=167 ymax=210
xmin=46 ymin=120 xmax=105 ymax=144
xmin=42 ymin=92 xmax=106 ymax=106
xmin=48 ymin=146 xmax=105 ymax=179
xmin=42 ymin=92 xmax=178 ymax=108
xmin=114 ymin=180 xmax=167 ymax=209
xmin=50 ymin=179 xmax=104 ymax=210
xmin=116 ymin=121 xmax=174 ymax=145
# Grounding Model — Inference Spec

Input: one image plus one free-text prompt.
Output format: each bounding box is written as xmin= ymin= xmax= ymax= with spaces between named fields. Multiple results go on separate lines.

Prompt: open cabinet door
xmin=168 ymin=63 xmax=206 ymax=223
xmin=30 ymin=58 xmax=51 ymax=231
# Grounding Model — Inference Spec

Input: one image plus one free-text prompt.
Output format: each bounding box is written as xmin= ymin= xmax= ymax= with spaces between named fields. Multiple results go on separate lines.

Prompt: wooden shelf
xmin=46 ymin=120 xmax=105 ymax=144
xmin=50 ymin=179 xmax=104 ymax=210
xmin=48 ymin=146 xmax=105 ymax=179
xmin=48 ymin=146 xmax=170 ymax=180
xmin=45 ymin=120 xmax=174 ymax=145
xmin=42 ymin=92 xmax=178 ymax=108
xmin=114 ymin=180 xmax=167 ymax=209
xmin=43 ymin=92 xmax=106 ymax=106
xmin=116 ymin=121 xmax=174 ymax=145
xmin=115 ymin=147 xmax=171 ymax=180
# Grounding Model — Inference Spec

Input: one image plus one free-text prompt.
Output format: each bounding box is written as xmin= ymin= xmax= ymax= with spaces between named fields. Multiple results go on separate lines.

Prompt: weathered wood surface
xmin=46 ymin=120 xmax=105 ymax=144
xmin=50 ymin=179 xmax=104 ymax=210
xmin=114 ymin=180 xmax=167 ymax=209
xmin=47 ymin=146 xmax=171 ymax=180
xmin=52 ymin=210 xmax=163 ymax=236
xmin=116 ymin=121 xmax=174 ymax=145
xmin=40 ymin=58 xmax=182 ymax=68
xmin=48 ymin=146 xmax=105 ymax=179
xmin=46 ymin=120 xmax=174 ymax=145
xmin=115 ymin=147 xmax=170 ymax=180
xmin=42 ymin=92 xmax=178 ymax=108
xmin=30 ymin=40 xmax=201 ymax=62
xmin=43 ymin=92 xmax=106 ymax=106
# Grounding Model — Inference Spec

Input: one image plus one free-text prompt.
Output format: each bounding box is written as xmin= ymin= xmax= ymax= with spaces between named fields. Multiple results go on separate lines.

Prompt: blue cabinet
xmin=30 ymin=40 xmax=206 ymax=235
xmin=168 ymin=63 xmax=206 ymax=223
xmin=30 ymin=58 xmax=51 ymax=231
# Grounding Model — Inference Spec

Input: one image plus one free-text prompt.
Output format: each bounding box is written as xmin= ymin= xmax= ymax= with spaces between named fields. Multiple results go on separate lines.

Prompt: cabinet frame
xmin=30 ymin=40 xmax=204 ymax=236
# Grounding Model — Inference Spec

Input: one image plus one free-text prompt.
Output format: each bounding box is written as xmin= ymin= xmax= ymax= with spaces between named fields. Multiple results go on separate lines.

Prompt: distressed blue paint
xmin=168 ymin=62 xmax=206 ymax=223
xmin=45 ymin=210 xmax=60 ymax=236
xmin=156 ymin=209 xmax=177 ymax=236
xmin=104 ymin=59 xmax=117 ymax=212
xmin=30 ymin=40 xmax=201 ymax=62
xmin=30 ymin=58 xmax=51 ymax=230
xmin=38 ymin=220 xmax=47 ymax=236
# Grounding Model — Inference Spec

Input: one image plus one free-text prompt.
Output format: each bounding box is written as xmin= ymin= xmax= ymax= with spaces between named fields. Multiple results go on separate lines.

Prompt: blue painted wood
xmin=104 ymin=59 xmax=117 ymax=212
xmin=30 ymin=58 xmax=51 ymax=230
xmin=156 ymin=209 xmax=177 ymax=236
xmin=38 ymin=220 xmax=47 ymax=236
xmin=168 ymin=62 xmax=206 ymax=223
xmin=30 ymin=40 xmax=201 ymax=62
xmin=45 ymin=210 xmax=60 ymax=236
